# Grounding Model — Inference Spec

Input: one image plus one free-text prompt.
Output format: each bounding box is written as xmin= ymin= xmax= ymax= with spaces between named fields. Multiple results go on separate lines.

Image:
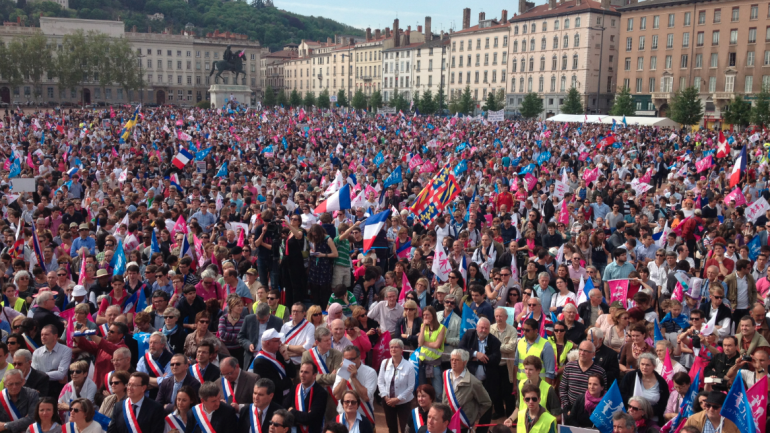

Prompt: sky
xmin=277 ymin=0 xmax=538 ymax=33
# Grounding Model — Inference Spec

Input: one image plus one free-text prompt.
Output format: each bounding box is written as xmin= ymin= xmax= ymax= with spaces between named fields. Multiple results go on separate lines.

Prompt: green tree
xmin=317 ymin=89 xmax=330 ymax=108
xmin=88 ymin=32 xmax=114 ymax=102
xmin=448 ymin=93 xmax=461 ymax=114
xmin=495 ymin=88 xmax=506 ymax=111
xmin=289 ymin=89 xmax=302 ymax=107
xmin=276 ymin=89 xmax=288 ymax=106
xmin=412 ymin=91 xmax=420 ymax=113
xmin=459 ymin=85 xmax=475 ymax=115
xmin=608 ymin=86 xmax=636 ymax=116
xmin=481 ymin=90 xmax=497 ymax=112
xmin=670 ymin=86 xmax=703 ymax=126
xmin=108 ymin=37 xmax=143 ymax=99
xmin=303 ymin=91 xmax=316 ymax=108
xmin=13 ymin=33 xmax=51 ymax=100
xmin=435 ymin=86 xmax=447 ymax=113
xmin=752 ymin=86 xmax=770 ymax=127
xmin=262 ymin=85 xmax=276 ymax=107
xmin=55 ymin=30 xmax=91 ymax=104
xmin=0 ymin=38 xmax=21 ymax=90
xmin=390 ymin=91 xmax=409 ymax=112
xmin=519 ymin=92 xmax=544 ymax=119
xmin=351 ymin=88 xmax=367 ymax=110
xmin=419 ymin=89 xmax=435 ymax=115
xmin=335 ymin=89 xmax=348 ymax=107
xmin=369 ymin=90 xmax=382 ymax=112
xmin=723 ymin=95 xmax=752 ymax=128
xmin=561 ymin=87 xmax=584 ymax=114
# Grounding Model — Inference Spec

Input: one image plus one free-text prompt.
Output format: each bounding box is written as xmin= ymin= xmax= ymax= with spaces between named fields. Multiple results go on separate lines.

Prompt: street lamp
xmin=137 ymin=52 xmax=145 ymax=105
xmin=589 ymin=10 xmax=606 ymax=114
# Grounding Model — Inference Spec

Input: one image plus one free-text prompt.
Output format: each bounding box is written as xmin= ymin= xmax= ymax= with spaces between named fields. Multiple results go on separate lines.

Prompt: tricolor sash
xmin=222 ymin=377 xmax=236 ymax=404
xmin=443 ymin=370 xmax=471 ymax=428
xmin=61 ymin=423 xmax=76 ymax=433
xmin=190 ymin=364 xmax=204 ymax=383
xmin=308 ymin=347 xmax=337 ymax=404
xmin=335 ymin=414 xmax=349 ymax=425
xmin=295 ymin=385 xmax=314 ymax=433
xmin=0 ymin=389 xmax=21 ymax=421
xmin=144 ymin=352 xmax=164 ymax=377
xmin=165 ymin=413 xmax=186 ymax=432
xmin=346 ymin=381 xmax=375 ymax=424
xmin=412 ymin=408 xmax=425 ymax=433
xmin=27 ymin=423 xmax=43 ymax=433
xmin=192 ymin=404 xmax=216 ymax=433
xmin=22 ymin=334 xmax=38 ymax=352
xmin=254 ymin=351 xmax=286 ymax=379
xmin=123 ymin=399 xmax=143 ymax=433
xmin=98 ymin=323 xmax=109 ymax=337
xmin=105 ymin=371 xmax=114 ymax=394
xmin=284 ymin=319 xmax=309 ymax=344
xmin=249 ymin=404 xmax=265 ymax=433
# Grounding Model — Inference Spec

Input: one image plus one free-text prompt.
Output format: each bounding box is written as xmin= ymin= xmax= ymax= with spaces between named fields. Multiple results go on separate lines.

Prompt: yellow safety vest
xmin=418 ymin=324 xmax=446 ymax=361
xmin=516 ymin=337 xmax=548 ymax=381
xmin=518 ymin=379 xmax=551 ymax=412
xmin=1 ymin=298 xmax=25 ymax=313
xmin=549 ymin=340 xmax=574 ymax=367
xmin=517 ymin=407 xmax=556 ymax=433
xmin=254 ymin=302 xmax=286 ymax=319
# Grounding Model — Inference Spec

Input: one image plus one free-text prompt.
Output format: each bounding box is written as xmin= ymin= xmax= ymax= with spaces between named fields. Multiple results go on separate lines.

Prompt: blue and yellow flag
xmin=119 ymin=105 xmax=141 ymax=143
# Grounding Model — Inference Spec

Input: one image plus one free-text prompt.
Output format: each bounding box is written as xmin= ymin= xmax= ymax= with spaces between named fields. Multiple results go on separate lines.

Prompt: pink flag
xmin=748 ymin=375 xmax=768 ymax=433
xmin=408 ymin=155 xmax=423 ymax=171
xmin=583 ymin=167 xmax=599 ymax=184
xmin=236 ymin=228 xmax=245 ymax=247
xmin=661 ymin=348 xmax=675 ymax=391
xmin=172 ymin=215 xmax=188 ymax=236
xmin=398 ymin=272 xmax=412 ymax=305
xmin=672 ymin=281 xmax=685 ymax=302
xmin=112 ymin=147 xmax=119 ymax=158
xmin=77 ymin=250 xmax=87 ymax=285
xmin=448 ymin=410 xmax=463 ymax=433
xmin=193 ymin=234 xmax=206 ymax=268
xmin=558 ymin=199 xmax=570 ymax=225
xmin=578 ymin=152 xmax=589 ymax=162
xmin=26 ymin=153 xmax=34 ymax=171
xmin=3 ymin=159 xmax=9 ymax=171
xmin=640 ymin=168 xmax=653 ymax=184
xmin=608 ymin=279 xmax=630 ymax=307
xmin=524 ymin=173 xmax=537 ymax=191
xmin=723 ymin=187 xmax=748 ymax=206
xmin=420 ymin=161 xmax=435 ymax=173
xmin=696 ymin=156 xmax=712 ymax=173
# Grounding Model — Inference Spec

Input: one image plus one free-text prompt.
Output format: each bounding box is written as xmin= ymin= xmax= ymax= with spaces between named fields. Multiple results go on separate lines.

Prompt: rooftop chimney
xmin=518 ymin=0 xmax=527 ymax=14
xmin=479 ymin=12 xmax=485 ymax=23
xmin=501 ymin=9 xmax=508 ymax=22
xmin=393 ymin=18 xmax=400 ymax=47
xmin=385 ymin=27 xmax=391 ymax=37
xmin=462 ymin=8 xmax=471 ymax=29
xmin=350 ymin=37 xmax=354 ymax=45
xmin=375 ymin=29 xmax=381 ymax=39
xmin=600 ymin=0 xmax=610 ymax=8
xmin=549 ymin=0 xmax=556 ymax=9
xmin=327 ymin=37 xmax=332 ymax=44
xmin=424 ymin=16 xmax=432 ymax=39
xmin=405 ymin=28 xmax=411 ymax=45
xmin=366 ymin=27 xmax=372 ymax=41
xmin=576 ymin=0 xmax=582 ymax=5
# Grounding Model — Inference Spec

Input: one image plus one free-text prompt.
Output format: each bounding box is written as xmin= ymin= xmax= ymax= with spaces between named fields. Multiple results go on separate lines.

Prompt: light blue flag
xmin=195 ymin=147 xmax=212 ymax=161
xmin=110 ymin=240 xmax=126 ymax=276
xmin=454 ymin=160 xmax=468 ymax=176
xmin=383 ymin=165 xmax=402 ymax=188
xmin=133 ymin=332 xmax=151 ymax=358
xmin=408 ymin=348 xmax=421 ymax=391
xmin=151 ymin=230 xmax=160 ymax=254
xmin=373 ymin=151 xmax=385 ymax=167
xmin=654 ymin=318 xmax=664 ymax=343
xmin=8 ymin=158 xmax=20 ymax=178
xmin=721 ymin=370 xmax=757 ymax=433
xmin=589 ymin=380 xmax=626 ymax=433
xmin=536 ymin=151 xmax=551 ymax=166
xmin=519 ymin=164 xmax=535 ymax=175
xmin=749 ymin=234 xmax=762 ymax=261
xmin=460 ymin=306 xmax=479 ymax=339
xmin=215 ymin=161 xmax=228 ymax=178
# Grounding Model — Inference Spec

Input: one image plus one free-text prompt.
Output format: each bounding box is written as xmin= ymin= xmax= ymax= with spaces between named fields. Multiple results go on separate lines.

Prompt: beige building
xmin=0 ymin=17 xmax=263 ymax=106
xmin=283 ymin=37 xmax=355 ymax=99
xmin=446 ymin=9 xmax=511 ymax=106
xmin=616 ymin=0 xmax=770 ymax=125
xmin=506 ymin=0 xmax=621 ymax=117
xmin=261 ymin=44 xmax=297 ymax=98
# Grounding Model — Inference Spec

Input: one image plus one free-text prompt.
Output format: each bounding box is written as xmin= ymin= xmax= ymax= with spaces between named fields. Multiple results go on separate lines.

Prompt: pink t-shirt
xmin=757 ymin=277 xmax=770 ymax=300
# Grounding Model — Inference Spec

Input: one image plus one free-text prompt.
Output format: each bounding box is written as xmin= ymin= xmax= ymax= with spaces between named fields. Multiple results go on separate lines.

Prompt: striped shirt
xmin=334 ymin=236 xmax=351 ymax=268
xmin=558 ymin=360 xmax=607 ymax=410
xmin=217 ymin=314 xmax=244 ymax=349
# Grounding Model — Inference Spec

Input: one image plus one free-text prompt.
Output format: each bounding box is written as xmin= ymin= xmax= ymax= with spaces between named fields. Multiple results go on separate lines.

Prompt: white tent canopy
xmin=544 ymin=114 xmax=679 ymax=127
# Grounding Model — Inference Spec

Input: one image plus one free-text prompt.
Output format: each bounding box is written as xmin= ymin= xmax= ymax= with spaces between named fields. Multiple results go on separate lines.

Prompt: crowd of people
xmin=0 ymin=103 xmax=766 ymax=433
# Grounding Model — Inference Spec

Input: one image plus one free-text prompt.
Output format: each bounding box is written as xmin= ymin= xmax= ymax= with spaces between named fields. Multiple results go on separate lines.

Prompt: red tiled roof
xmin=451 ymin=20 xmax=510 ymax=35
xmin=265 ymin=50 xmax=298 ymax=59
xmin=510 ymin=0 xmax=618 ymax=21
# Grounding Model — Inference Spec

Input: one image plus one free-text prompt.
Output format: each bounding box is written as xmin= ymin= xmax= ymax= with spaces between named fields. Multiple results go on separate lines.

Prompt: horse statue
xmin=209 ymin=45 xmax=245 ymax=83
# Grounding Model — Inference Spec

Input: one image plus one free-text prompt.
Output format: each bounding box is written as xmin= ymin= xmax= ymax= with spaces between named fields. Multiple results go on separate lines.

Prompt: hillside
xmin=0 ymin=0 xmax=364 ymax=51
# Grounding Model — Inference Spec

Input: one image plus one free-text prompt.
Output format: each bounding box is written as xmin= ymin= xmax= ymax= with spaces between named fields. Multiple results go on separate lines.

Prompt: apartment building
xmin=283 ymin=37 xmax=356 ymax=99
xmin=381 ymin=19 xmax=437 ymax=102
xmin=617 ymin=0 xmax=770 ymax=124
xmin=447 ymin=9 xmax=511 ymax=105
xmin=0 ymin=17 xmax=263 ymax=105
xmin=261 ymin=44 xmax=297 ymax=97
xmin=506 ymin=0 xmax=620 ymax=117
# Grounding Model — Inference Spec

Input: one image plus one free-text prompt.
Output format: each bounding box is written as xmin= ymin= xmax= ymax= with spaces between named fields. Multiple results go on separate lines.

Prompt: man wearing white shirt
xmin=281 ymin=303 xmax=316 ymax=366
xmin=108 ymin=372 xmax=165 ymax=433
xmin=367 ymin=287 xmax=403 ymax=336
xmin=332 ymin=346 xmax=377 ymax=417
xmin=31 ymin=324 xmax=72 ymax=399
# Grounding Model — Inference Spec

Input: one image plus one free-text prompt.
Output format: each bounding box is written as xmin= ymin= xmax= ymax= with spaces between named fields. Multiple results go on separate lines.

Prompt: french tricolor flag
xmin=172 ymin=148 xmax=193 ymax=169
xmin=169 ymin=173 xmax=183 ymax=192
xmin=363 ymin=209 xmax=390 ymax=253
xmin=729 ymin=145 xmax=747 ymax=187
xmin=314 ymin=184 xmax=351 ymax=214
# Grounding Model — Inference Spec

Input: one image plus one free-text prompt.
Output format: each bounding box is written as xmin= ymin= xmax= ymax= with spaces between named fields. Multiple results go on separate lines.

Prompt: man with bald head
xmin=218 ymin=356 xmax=259 ymax=407
xmin=558 ymin=340 xmax=608 ymax=415
xmin=459 ymin=317 xmax=501 ymax=433
xmin=329 ymin=319 xmax=352 ymax=352
xmin=577 ymin=288 xmax=609 ymax=326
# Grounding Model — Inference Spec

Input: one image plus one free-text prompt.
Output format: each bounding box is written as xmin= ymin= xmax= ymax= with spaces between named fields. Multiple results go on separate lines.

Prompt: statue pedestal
xmin=209 ymin=84 xmax=252 ymax=109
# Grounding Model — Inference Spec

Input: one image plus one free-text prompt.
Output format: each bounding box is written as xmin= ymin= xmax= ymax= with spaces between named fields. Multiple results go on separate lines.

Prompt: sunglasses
xmin=109 ymin=381 xmax=123 ymax=386
xmin=713 ymin=295 xmax=724 ymax=299
xmin=312 ymin=313 xmax=322 ymax=317
xmin=267 ymin=297 xmax=277 ymax=300
xmin=70 ymin=370 xmax=84 ymax=375
xmin=269 ymin=422 xmax=287 ymax=428
xmin=70 ymin=408 xmax=82 ymax=413
xmin=628 ymin=406 xmax=641 ymax=412
xmin=527 ymin=303 xmax=538 ymax=307
xmin=554 ymin=329 xmax=566 ymax=333
xmin=524 ymin=397 xmax=539 ymax=402
xmin=342 ymin=400 xmax=358 ymax=405
xmin=405 ymin=308 xmax=416 ymax=311
xmin=704 ymin=403 xmax=720 ymax=410
xmin=199 ymin=320 xmax=210 ymax=324
xmin=170 ymin=363 xmax=183 ymax=367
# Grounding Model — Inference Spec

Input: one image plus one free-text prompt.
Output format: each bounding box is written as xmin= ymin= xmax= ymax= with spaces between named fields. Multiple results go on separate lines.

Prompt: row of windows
xmin=512 ymin=17 xmax=587 ymax=35
xmin=511 ymin=54 xmax=580 ymax=72
xmin=623 ymin=50 xmax=770 ymax=71
xmin=627 ymin=28 xmax=770 ymax=52
xmin=135 ymin=49 xmax=257 ymax=61
xmin=142 ymin=59 xmax=257 ymax=72
xmin=451 ymin=52 xmax=508 ymax=67
xmin=286 ymin=79 xmax=381 ymax=92
xmin=512 ymin=34 xmax=580 ymax=52
xmin=622 ymin=75 xmax=770 ymax=94
xmin=627 ymin=5 xmax=768 ymax=32
xmin=507 ymin=75 xmax=579 ymax=93
xmin=448 ymin=70 xmax=506 ymax=85
xmin=452 ymin=36 xmax=509 ymax=52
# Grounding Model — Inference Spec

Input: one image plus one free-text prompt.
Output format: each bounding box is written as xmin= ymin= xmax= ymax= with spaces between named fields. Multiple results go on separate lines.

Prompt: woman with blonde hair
xmin=605 ymin=308 xmax=629 ymax=352
xmin=307 ymin=305 xmax=325 ymax=328
xmin=413 ymin=277 xmax=432 ymax=310
xmin=395 ymin=300 xmax=422 ymax=350
xmin=58 ymin=360 xmax=97 ymax=416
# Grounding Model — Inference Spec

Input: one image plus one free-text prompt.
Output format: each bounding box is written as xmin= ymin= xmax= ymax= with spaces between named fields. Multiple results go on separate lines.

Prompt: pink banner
xmin=583 ymin=167 xmax=598 ymax=184
xmin=578 ymin=152 xmax=589 ymax=162
xmin=723 ymin=187 xmax=747 ymax=206
xmin=608 ymin=279 xmax=629 ymax=307
xmin=558 ymin=199 xmax=570 ymax=225
xmin=661 ymin=349 xmax=675 ymax=391
xmin=524 ymin=173 xmax=537 ymax=191
xmin=639 ymin=168 xmax=653 ymax=184
xmin=695 ymin=156 xmax=712 ymax=173
xmin=408 ymin=155 xmax=423 ymax=171
xmin=748 ymin=375 xmax=768 ymax=433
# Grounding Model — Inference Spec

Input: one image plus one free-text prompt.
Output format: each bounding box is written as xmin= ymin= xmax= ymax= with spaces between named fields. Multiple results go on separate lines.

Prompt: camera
xmin=743 ymin=354 xmax=753 ymax=362
xmin=692 ymin=330 xmax=699 ymax=336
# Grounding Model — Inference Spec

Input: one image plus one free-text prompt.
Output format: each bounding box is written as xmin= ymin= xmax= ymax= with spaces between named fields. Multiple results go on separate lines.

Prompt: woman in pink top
xmin=345 ymin=316 xmax=372 ymax=362
xmin=757 ymin=273 xmax=770 ymax=301
xmin=194 ymin=269 xmax=223 ymax=302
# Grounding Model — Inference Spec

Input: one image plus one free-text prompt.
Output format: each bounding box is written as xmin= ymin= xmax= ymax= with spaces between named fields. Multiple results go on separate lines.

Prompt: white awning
xmin=544 ymin=114 xmax=680 ymax=127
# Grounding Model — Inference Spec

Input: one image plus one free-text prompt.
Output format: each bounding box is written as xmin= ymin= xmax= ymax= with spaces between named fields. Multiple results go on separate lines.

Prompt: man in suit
xmin=0 ymin=369 xmax=38 ymax=433
xmin=219 ymin=356 xmax=259 ymax=408
xmin=252 ymin=329 xmax=295 ymax=404
xmin=300 ymin=327 xmax=342 ymax=422
xmin=10 ymin=349 xmax=48 ymax=397
xmin=186 ymin=381 xmax=238 ymax=433
xmin=458 ymin=318 xmax=500 ymax=433
xmin=238 ymin=378 xmax=284 ymax=433
xmin=442 ymin=349 xmax=492 ymax=433
xmin=156 ymin=354 xmax=201 ymax=414
xmin=238 ymin=303 xmax=284 ymax=368
xmin=283 ymin=362 xmax=328 ymax=433
xmin=191 ymin=340 xmax=221 ymax=383
xmin=108 ymin=372 xmax=166 ymax=433
xmin=417 ymin=403 xmax=452 ymax=433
